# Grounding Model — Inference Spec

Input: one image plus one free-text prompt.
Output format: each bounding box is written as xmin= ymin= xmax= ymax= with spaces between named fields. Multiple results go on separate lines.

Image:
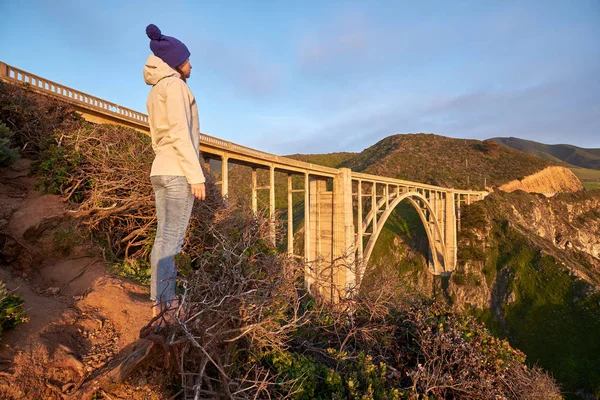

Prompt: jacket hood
xmin=143 ymin=55 xmax=180 ymax=85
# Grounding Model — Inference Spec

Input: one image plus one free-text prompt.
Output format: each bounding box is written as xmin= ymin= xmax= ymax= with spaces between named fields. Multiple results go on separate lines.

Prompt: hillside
xmin=492 ymin=137 xmax=600 ymax=170
xmin=452 ymin=190 xmax=600 ymax=398
xmin=285 ymin=152 xmax=356 ymax=168
xmin=292 ymin=134 xmax=563 ymax=190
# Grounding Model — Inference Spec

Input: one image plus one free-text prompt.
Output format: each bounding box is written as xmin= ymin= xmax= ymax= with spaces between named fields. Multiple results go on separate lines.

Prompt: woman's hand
xmin=191 ymin=183 xmax=206 ymax=200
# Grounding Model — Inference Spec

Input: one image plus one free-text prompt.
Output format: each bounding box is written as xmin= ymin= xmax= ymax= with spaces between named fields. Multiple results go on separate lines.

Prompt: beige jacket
xmin=143 ymin=55 xmax=205 ymax=184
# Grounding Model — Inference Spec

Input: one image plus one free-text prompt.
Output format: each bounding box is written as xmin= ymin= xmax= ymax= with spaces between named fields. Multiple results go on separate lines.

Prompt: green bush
xmin=0 ymin=122 xmax=19 ymax=167
xmin=53 ymin=227 xmax=81 ymax=256
xmin=264 ymin=348 xmax=401 ymax=400
xmin=0 ymin=281 xmax=27 ymax=341
xmin=34 ymin=130 xmax=83 ymax=195
xmin=452 ymin=272 xmax=466 ymax=285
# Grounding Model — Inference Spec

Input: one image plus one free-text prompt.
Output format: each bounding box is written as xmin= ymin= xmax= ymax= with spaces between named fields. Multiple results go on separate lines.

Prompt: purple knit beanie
xmin=146 ymin=24 xmax=191 ymax=69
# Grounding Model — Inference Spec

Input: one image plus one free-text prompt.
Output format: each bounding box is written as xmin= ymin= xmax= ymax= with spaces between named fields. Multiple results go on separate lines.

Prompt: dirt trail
xmin=0 ymin=160 xmax=161 ymax=399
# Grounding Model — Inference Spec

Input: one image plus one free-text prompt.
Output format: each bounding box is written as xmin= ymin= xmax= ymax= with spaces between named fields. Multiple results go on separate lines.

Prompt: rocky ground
xmin=0 ymin=160 xmax=166 ymax=399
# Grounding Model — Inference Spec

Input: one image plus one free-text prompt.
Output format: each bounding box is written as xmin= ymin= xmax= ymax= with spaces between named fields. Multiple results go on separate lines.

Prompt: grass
xmin=53 ymin=227 xmax=80 ymax=256
xmin=476 ymin=222 xmax=600 ymax=399
xmin=569 ymin=167 xmax=600 ymax=181
xmin=569 ymin=167 xmax=600 ymax=191
xmin=583 ymin=182 xmax=600 ymax=190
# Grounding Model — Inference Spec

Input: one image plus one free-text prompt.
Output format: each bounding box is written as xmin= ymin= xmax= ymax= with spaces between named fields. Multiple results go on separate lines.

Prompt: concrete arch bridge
xmin=0 ymin=62 xmax=487 ymax=302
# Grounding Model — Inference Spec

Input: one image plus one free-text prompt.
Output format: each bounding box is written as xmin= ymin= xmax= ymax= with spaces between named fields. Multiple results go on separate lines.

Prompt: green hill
xmin=492 ymin=137 xmax=600 ymax=170
xmin=292 ymin=134 xmax=557 ymax=190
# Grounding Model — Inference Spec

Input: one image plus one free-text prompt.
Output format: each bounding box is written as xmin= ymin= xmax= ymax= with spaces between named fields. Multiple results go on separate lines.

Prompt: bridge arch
xmin=357 ymin=191 xmax=446 ymax=283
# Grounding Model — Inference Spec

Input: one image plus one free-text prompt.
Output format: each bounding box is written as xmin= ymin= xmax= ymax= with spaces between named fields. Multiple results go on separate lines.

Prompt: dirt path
xmin=0 ymin=160 xmax=163 ymax=399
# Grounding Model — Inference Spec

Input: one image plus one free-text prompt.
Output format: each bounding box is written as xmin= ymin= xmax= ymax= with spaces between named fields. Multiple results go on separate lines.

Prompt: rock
xmin=507 ymin=292 xmax=516 ymax=305
xmin=46 ymin=287 xmax=60 ymax=295
xmin=61 ymin=382 xmax=75 ymax=393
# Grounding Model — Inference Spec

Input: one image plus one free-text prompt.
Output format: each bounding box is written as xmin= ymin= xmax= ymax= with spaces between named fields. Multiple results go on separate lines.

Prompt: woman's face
xmin=179 ymin=59 xmax=192 ymax=79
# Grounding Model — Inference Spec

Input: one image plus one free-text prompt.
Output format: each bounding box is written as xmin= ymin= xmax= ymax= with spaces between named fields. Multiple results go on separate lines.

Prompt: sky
xmin=1 ymin=0 xmax=599 ymax=154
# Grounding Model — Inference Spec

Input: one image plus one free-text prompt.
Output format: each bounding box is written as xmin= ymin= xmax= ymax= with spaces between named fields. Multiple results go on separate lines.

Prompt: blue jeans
xmin=150 ymin=175 xmax=195 ymax=306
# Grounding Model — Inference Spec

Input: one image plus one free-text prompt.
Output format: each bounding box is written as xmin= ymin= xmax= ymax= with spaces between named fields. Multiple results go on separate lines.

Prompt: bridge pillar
xmin=307 ymin=168 xmax=355 ymax=302
xmin=332 ymin=168 xmax=355 ymax=300
xmin=442 ymin=190 xmax=457 ymax=275
xmin=308 ymin=177 xmax=332 ymax=298
xmin=221 ymin=155 xmax=229 ymax=197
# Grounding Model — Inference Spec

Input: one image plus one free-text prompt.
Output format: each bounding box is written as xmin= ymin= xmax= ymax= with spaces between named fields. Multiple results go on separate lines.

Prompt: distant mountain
xmin=289 ymin=134 xmax=558 ymax=190
xmin=492 ymin=137 xmax=600 ymax=170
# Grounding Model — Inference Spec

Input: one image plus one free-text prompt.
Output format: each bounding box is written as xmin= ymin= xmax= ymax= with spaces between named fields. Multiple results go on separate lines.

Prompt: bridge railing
xmin=0 ymin=62 xmax=148 ymax=126
xmin=351 ymin=171 xmax=487 ymax=196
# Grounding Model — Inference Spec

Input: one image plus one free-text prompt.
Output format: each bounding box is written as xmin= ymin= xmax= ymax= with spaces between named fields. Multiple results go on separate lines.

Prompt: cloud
xmin=296 ymin=9 xmax=377 ymax=74
xmin=418 ymin=67 xmax=600 ymax=145
xmin=195 ymin=40 xmax=282 ymax=98
xmin=257 ymin=66 xmax=600 ymax=154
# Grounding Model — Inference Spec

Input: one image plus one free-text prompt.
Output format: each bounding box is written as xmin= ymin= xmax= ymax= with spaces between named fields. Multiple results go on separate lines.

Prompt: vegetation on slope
xmin=493 ymin=137 xmax=600 ymax=170
xmin=345 ymin=134 xmax=561 ymax=189
xmin=0 ymin=81 xmax=563 ymax=398
xmin=0 ymin=281 xmax=27 ymax=342
xmin=456 ymin=191 xmax=600 ymax=398
xmin=286 ymin=152 xmax=357 ymax=168
xmin=347 ymin=181 xmax=598 ymax=397
xmin=569 ymin=167 xmax=600 ymax=191
xmin=0 ymin=122 xmax=19 ymax=167
xmin=289 ymin=133 xmax=557 ymax=190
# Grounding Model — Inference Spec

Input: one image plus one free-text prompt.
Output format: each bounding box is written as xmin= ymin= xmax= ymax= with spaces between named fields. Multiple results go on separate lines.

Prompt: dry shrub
xmin=141 ymin=207 xmax=309 ymax=399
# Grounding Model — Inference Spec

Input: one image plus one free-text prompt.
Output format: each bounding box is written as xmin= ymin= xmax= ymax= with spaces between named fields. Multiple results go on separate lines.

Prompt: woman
xmin=144 ymin=24 xmax=206 ymax=317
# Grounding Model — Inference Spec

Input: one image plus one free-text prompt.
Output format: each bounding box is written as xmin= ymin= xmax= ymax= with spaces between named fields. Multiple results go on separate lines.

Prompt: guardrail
xmin=0 ymin=62 xmax=148 ymax=126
